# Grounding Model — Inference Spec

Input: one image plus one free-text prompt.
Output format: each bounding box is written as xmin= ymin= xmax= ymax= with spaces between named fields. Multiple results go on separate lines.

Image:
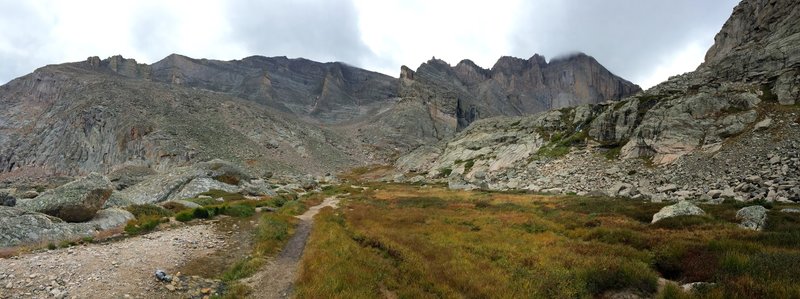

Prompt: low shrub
xmin=175 ymin=211 xmax=194 ymax=222
xmin=125 ymin=204 xmax=173 ymax=219
xmin=124 ymin=215 xmax=164 ymax=235
xmin=581 ymin=259 xmax=658 ymax=295
xmin=193 ymin=207 xmax=211 ymax=219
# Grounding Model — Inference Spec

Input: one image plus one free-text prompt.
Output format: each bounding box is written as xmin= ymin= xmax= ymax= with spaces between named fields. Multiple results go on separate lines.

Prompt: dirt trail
xmin=242 ymin=196 xmax=340 ymax=299
xmin=0 ymin=224 xmax=222 ymax=299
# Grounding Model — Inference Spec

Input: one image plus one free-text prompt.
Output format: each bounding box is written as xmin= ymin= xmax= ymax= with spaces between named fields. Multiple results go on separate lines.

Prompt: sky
xmin=0 ymin=0 xmax=739 ymax=88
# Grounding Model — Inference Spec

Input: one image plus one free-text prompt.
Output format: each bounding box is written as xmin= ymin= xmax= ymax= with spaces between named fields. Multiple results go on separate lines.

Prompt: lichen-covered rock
xmin=651 ymin=201 xmax=705 ymax=224
xmin=0 ymin=206 xmax=133 ymax=248
xmin=239 ymin=179 xmax=278 ymax=197
xmin=166 ymin=178 xmax=238 ymax=201
xmin=736 ymin=205 xmax=768 ymax=231
xmin=15 ymin=173 xmax=112 ymax=222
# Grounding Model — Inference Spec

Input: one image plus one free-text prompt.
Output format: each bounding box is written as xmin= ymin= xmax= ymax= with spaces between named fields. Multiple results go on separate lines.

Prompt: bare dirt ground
xmin=0 ymin=197 xmax=340 ymax=299
xmin=242 ymin=196 xmax=340 ymax=299
xmin=0 ymin=223 xmax=223 ymax=299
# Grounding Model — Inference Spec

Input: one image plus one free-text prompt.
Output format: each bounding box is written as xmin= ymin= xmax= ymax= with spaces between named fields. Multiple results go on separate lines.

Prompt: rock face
xmin=703 ymin=0 xmax=800 ymax=105
xmin=393 ymin=0 xmax=800 ymax=201
xmin=651 ymin=201 xmax=706 ymax=224
xmin=400 ymin=54 xmax=640 ymax=131
xmin=736 ymin=205 xmax=768 ymax=230
xmin=15 ymin=173 xmax=112 ymax=222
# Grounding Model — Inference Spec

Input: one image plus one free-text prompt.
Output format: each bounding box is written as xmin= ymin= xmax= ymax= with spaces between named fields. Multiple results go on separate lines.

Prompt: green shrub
xmin=582 ymin=259 xmax=658 ymax=295
xmin=193 ymin=207 xmax=211 ymax=219
xmin=463 ymin=160 xmax=475 ymax=173
xmin=439 ymin=168 xmax=453 ymax=177
xmin=175 ymin=211 xmax=194 ymax=222
xmin=47 ymin=243 xmax=57 ymax=250
xmin=124 ymin=215 xmax=163 ymax=235
xmin=222 ymin=205 xmax=256 ymax=218
xmin=125 ymin=204 xmax=173 ymax=218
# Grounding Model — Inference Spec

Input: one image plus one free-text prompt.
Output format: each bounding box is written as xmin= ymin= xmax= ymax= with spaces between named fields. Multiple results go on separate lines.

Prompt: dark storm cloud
xmin=225 ymin=0 xmax=374 ymax=66
xmin=510 ymin=0 xmax=739 ymax=86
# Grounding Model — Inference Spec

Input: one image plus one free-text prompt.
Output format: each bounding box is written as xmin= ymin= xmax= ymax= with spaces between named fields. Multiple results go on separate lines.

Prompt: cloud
xmin=508 ymin=0 xmax=739 ymax=88
xmin=224 ymin=0 xmax=374 ymax=66
xmin=0 ymin=1 xmax=56 ymax=84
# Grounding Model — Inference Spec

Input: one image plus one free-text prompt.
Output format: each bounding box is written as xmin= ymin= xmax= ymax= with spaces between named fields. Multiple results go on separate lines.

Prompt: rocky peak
xmin=490 ymin=56 xmax=531 ymax=75
xmin=400 ymin=65 xmax=415 ymax=80
xmin=453 ymin=59 xmax=489 ymax=85
xmin=701 ymin=0 xmax=799 ymax=104
xmin=85 ymin=55 xmax=151 ymax=79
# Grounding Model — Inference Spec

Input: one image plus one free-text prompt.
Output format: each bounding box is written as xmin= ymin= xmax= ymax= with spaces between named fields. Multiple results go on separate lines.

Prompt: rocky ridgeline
xmin=0 ymin=159 xmax=337 ymax=249
xmin=394 ymin=0 xmax=800 ymax=204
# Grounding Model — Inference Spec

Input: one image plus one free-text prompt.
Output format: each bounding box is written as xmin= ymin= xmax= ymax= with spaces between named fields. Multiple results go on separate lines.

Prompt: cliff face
xmin=0 ymin=59 xmax=378 ymax=184
xmin=399 ymin=53 xmax=641 ymax=130
xmin=394 ymin=0 xmax=800 ymax=201
xmin=703 ymin=0 xmax=799 ymax=105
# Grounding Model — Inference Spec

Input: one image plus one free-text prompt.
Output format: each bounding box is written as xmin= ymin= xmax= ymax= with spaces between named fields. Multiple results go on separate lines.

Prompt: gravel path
xmin=243 ymin=196 xmax=340 ymax=299
xmin=0 ymin=224 xmax=223 ymax=299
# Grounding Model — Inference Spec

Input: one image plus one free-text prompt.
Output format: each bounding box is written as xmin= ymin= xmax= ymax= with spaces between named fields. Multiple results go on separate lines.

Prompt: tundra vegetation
xmin=294 ymin=183 xmax=800 ymax=298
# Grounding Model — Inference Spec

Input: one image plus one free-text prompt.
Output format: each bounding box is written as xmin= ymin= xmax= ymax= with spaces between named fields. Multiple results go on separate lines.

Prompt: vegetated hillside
xmin=395 ymin=0 xmax=800 ymax=203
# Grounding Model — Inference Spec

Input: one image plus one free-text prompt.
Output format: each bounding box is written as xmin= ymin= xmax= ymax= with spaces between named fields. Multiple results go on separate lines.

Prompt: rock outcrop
xmin=0 ymin=206 xmax=134 ymax=248
xmin=393 ymin=0 xmax=800 ymax=203
xmin=15 ymin=173 xmax=113 ymax=222
xmin=736 ymin=205 xmax=768 ymax=230
xmin=399 ymin=53 xmax=640 ymax=131
xmin=652 ymin=201 xmax=706 ymax=224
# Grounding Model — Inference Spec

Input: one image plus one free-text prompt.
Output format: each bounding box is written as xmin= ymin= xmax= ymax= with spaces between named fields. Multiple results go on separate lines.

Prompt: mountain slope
xmin=394 ymin=0 xmax=800 ymax=202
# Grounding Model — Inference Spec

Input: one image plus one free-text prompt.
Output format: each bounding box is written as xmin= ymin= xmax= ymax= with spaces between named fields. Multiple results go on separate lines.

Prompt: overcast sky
xmin=0 ymin=0 xmax=739 ymax=88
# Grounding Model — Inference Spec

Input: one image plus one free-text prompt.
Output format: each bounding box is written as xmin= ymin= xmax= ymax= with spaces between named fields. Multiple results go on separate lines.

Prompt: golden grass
xmin=296 ymin=184 xmax=800 ymax=298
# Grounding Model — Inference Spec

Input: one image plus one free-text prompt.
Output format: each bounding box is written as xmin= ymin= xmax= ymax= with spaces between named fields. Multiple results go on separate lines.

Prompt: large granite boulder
xmin=16 ymin=173 xmax=113 ymax=222
xmin=166 ymin=177 xmax=239 ymax=201
xmin=651 ymin=201 xmax=706 ymax=224
xmin=736 ymin=205 xmax=768 ymax=231
xmin=0 ymin=206 xmax=133 ymax=248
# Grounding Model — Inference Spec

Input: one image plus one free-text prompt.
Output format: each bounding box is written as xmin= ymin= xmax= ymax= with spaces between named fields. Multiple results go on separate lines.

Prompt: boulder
xmin=239 ymin=179 xmax=278 ymax=197
xmin=652 ymin=201 xmax=705 ymax=224
xmin=736 ymin=205 xmax=768 ymax=231
xmin=0 ymin=206 xmax=132 ymax=249
xmin=16 ymin=173 xmax=113 ymax=222
xmin=20 ymin=190 xmax=39 ymax=199
xmin=656 ymin=184 xmax=679 ymax=193
xmin=0 ymin=189 xmax=16 ymax=207
xmin=166 ymin=178 xmax=239 ymax=201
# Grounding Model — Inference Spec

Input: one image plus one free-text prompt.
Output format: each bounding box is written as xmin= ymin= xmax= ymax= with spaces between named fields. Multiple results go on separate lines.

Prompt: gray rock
xmin=652 ymin=201 xmax=705 ymax=224
xmin=736 ymin=205 xmax=768 ymax=231
xmin=15 ymin=173 xmax=113 ymax=222
xmin=0 ymin=190 xmax=16 ymax=207
xmin=656 ymin=184 xmax=679 ymax=193
xmin=707 ymin=190 xmax=723 ymax=198
xmin=20 ymin=190 xmax=39 ymax=199
xmin=239 ymin=179 xmax=278 ymax=197
xmin=781 ymin=208 xmax=800 ymax=214
xmin=0 ymin=206 xmax=131 ymax=248
xmin=160 ymin=200 xmax=201 ymax=210
xmin=166 ymin=178 xmax=238 ymax=201
xmin=753 ymin=118 xmax=772 ymax=131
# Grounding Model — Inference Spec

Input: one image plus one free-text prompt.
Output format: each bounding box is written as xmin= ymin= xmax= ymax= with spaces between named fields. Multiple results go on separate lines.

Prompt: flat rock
xmin=652 ymin=201 xmax=705 ymax=224
xmin=15 ymin=173 xmax=113 ymax=222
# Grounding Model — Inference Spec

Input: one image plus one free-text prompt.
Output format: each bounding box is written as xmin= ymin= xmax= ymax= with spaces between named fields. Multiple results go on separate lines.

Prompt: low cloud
xmin=509 ymin=0 xmax=738 ymax=87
